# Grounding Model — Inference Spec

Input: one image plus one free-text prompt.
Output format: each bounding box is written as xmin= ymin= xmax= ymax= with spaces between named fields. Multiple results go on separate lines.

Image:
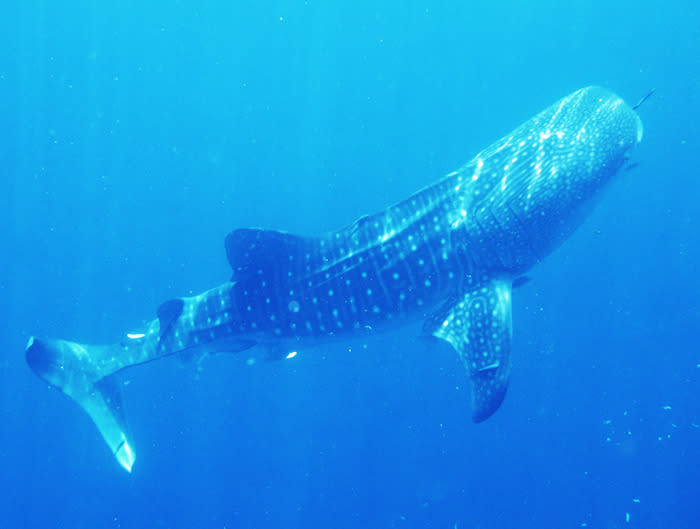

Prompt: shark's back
xmin=225 ymin=175 xmax=478 ymax=339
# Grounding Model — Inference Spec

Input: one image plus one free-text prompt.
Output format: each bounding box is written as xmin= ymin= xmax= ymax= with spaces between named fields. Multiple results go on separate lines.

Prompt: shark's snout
xmin=610 ymin=91 xmax=645 ymax=157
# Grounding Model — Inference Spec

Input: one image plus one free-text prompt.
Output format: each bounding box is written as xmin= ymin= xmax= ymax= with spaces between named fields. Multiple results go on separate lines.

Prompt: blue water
xmin=1 ymin=1 xmax=698 ymax=528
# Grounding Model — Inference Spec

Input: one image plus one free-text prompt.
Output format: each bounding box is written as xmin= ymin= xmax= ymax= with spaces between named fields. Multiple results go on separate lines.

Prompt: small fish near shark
xmin=26 ymin=86 xmax=644 ymax=472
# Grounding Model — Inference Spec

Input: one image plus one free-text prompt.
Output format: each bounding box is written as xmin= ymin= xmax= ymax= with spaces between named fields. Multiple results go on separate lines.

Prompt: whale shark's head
xmin=470 ymin=86 xmax=643 ymax=270
xmin=543 ymin=85 xmax=644 ymax=185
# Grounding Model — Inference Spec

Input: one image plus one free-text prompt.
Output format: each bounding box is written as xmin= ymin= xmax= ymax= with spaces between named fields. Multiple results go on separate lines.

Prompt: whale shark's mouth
xmin=621 ymin=113 xmax=643 ymax=172
xmin=634 ymin=113 xmax=644 ymax=143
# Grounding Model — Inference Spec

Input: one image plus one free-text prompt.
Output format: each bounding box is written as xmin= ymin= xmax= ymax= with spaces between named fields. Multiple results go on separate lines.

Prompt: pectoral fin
xmin=426 ymin=279 xmax=513 ymax=422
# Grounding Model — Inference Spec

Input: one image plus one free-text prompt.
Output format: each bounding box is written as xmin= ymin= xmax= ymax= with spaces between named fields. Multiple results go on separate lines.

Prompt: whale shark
xmin=26 ymin=86 xmax=643 ymax=472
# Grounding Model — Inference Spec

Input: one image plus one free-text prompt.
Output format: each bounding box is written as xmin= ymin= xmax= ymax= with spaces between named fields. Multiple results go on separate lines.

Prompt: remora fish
xmin=26 ymin=86 xmax=643 ymax=472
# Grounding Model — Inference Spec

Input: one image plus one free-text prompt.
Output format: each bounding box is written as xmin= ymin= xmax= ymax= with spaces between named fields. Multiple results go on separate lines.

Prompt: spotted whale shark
xmin=26 ymin=86 xmax=643 ymax=472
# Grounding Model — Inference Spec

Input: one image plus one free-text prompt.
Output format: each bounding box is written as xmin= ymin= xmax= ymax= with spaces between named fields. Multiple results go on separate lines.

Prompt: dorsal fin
xmin=157 ymin=298 xmax=184 ymax=336
xmin=225 ymin=228 xmax=325 ymax=282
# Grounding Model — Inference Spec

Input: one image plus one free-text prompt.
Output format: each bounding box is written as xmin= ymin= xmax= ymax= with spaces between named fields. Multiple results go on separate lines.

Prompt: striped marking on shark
xmin=25 ymin=86 xmax=643 ymax=472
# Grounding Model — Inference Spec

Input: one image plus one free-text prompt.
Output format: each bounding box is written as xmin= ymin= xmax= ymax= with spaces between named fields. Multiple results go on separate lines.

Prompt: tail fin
xmin=25 ymin=337 xmax=136 ymax=472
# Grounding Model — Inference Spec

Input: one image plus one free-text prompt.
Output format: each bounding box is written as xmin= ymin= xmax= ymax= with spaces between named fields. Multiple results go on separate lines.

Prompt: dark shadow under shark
xmin=26 ymin=86 xmax=644 ymax=472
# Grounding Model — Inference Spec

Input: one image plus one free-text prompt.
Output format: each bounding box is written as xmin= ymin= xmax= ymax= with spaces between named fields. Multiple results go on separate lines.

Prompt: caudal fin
xmin=25 ymin=337 xmax=136 ymax=472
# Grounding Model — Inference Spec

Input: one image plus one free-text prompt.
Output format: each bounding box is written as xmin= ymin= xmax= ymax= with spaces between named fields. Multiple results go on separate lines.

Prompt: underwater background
xmin=1 ymin=1 xmax=698 ymax=528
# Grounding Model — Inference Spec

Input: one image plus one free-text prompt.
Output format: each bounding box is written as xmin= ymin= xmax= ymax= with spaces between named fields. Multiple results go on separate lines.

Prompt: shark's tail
xmin=25 ymin=337 xmax=136 ymax=472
